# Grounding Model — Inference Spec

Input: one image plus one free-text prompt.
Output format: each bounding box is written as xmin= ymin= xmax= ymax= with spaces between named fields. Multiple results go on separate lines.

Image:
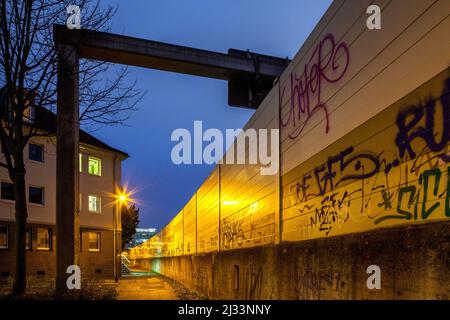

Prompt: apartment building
xmin=0 ymin=106 xmax=128 ymax=279
xmin=126 ymin=227 xmax=157 ymax=249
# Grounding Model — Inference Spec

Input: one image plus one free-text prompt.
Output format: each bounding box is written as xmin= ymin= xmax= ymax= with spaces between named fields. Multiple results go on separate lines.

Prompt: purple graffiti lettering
xmin=395 ymin=91 xmax=450 ymax=161
xmin=280 ymin=33 xmax=350 ymax=140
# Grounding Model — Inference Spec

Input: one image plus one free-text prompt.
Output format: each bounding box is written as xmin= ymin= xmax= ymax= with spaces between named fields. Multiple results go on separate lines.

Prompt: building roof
xmin=34 ymin=107 xmax=129 ymax=158
xmin=0 ymin=87 xmax=128 ymax=157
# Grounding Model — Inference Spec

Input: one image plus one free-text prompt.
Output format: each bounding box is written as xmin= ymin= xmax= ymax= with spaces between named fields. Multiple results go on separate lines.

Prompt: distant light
xmin=119 ymin=194 xmax=127 ymax=202
xmin=136 ymin=228 xmax=157 ymax=233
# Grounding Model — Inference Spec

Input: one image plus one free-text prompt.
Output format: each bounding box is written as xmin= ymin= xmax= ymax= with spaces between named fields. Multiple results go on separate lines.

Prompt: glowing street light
xmin=113 ymin=187 xmax=133 ymax=282
xmin=116 ymin=184 xmax=131 ymax=202
xmin=118 ymin=193 xmax=127 ymax=203
xmin=114 ymin=189 xmax=132 ymax=205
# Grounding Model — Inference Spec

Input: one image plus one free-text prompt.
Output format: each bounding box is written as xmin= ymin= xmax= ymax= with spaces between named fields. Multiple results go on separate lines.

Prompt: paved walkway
xmin=116 ymin=272 xmax=178 ymax=300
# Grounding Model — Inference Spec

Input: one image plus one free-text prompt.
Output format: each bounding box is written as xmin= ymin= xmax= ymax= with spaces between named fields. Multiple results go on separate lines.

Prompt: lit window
xmin=88 ymin=157 xmax=101 ymax=176
xmin=26 ymin=227 xmax=32 ymax=250
xmin=88 ymin=195 xmax=101 ymax=213
xmin=29 ymin=143 xmax=44 ymax=162
xmin=79 ymin=153 xmax=82 ymax=172
xmin=88 ymin=232 xmax=101 ymax=252
xmin=0 ymin=225 xmax=8 ymax=249
xmin=36 ymin=228 xmax=51 ymax=250
xmin=29 ymin=186 xmax=44 ymax=205
xmin=1 ymin=182 xmax=14 ymax=201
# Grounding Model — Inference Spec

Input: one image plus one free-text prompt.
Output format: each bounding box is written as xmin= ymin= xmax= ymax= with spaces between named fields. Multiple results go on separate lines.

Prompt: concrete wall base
xmin=135 ymin=221 xmax=450 ymax=299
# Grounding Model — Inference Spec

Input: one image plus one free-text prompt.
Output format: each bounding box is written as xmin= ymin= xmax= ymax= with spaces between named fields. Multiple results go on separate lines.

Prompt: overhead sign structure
xmin=53 ymin=24 xmax=288 ymax=290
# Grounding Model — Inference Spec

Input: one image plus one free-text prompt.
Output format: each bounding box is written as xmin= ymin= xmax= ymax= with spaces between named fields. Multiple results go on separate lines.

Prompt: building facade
xmin=0 ymin=108 xmax=128 ymax=279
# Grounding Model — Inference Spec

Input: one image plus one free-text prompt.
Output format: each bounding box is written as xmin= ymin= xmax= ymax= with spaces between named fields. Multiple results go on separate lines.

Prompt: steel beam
xmin=53 ymin=24 xmax=289 ymax=108
xmin=53 ymin=24 xmax=287 ymax=290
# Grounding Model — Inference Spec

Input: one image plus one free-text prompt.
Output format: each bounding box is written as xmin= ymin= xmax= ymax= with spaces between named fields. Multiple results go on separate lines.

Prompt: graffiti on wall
xmin=193 ymin=265 xmax=209 ymax=292
xmin=221 ymin=216 xmax=246 ymax=248
xmin=220 ymin=198 xmax=276 ymax=250
xmin=129 ymin=67 xmax=449 ymax=258
xmin=280 ymin=33 xmax=350 ymax=140
xmin=284 ymin=77 xmax=450 ymax=239
xmin=243 ymin=265 xmax=263 ymax=300
xmin=129 ymin=74 xmax=449 ymax=259
xmin=294 ymin=258 xmax=341 ymax=300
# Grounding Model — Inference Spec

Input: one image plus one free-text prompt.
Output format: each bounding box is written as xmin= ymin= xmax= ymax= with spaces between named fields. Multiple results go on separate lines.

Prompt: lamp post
xmin=114 ymin=190 xmax=129 ymax=282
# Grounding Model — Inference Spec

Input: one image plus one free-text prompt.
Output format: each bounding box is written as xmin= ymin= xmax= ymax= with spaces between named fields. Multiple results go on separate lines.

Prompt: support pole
xmin=56 ymin=44 xmax=80 ymax=292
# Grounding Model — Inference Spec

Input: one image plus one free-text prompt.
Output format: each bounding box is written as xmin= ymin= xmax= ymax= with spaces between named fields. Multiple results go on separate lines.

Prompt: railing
xmin=121 ymin=253 xmax=132 ymax=274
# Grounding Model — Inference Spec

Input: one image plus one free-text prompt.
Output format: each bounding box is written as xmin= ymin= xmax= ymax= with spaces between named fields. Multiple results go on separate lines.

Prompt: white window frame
xmin=88 ymin=195 xmax=101 ymax=213
xmin=88 ymin=156 xmax=102 ymax=176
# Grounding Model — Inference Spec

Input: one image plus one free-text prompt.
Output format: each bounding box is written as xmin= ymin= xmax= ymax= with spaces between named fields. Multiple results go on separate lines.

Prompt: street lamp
xmin=113 ymin=189 xmax=131 ymax=282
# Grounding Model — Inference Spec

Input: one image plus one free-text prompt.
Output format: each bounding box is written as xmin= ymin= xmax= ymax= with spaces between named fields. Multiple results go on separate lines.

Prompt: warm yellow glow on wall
xmin=222 ymin=200 xmax=238 ymax=205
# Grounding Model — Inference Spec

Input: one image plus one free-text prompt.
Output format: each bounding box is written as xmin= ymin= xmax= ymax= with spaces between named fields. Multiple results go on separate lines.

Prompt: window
xmin=0 ymin=225 xmax=8 ymax=249
xmin=88 ymin=232 xmax=101 ymax=252
xmin=26 ymin=227 xmax=32 ymax=250
xmin=1 ymin=182 xmax=14 ymax=201
xmin=88 ymin=195 xmax=101 ymax=213
xmin=36 ymin=228 xmax=51 ymax=250
xmin=88 ymin=156 xmax=101 ymax=176
xmin=29 ymin=186 xmax=44 ymax=205
xmin=29 ymin=143 xmax=44 ymax=162
xmin=79 ymin=153 xmax=82 ymax=172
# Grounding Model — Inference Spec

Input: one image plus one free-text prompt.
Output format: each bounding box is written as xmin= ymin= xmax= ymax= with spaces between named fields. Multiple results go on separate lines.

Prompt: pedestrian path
xmin=116 ymin=272 xmax=178 ymax=300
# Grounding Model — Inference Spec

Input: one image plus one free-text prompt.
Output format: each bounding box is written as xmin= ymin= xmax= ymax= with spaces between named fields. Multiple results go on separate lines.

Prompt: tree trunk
xmin=12 ymin=159 xmax=28 ymax=296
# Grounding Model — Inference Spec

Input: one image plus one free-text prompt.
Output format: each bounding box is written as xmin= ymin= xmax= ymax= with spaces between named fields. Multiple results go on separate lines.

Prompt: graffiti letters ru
xmin=287 ymin=78 xmax=450 ymax=236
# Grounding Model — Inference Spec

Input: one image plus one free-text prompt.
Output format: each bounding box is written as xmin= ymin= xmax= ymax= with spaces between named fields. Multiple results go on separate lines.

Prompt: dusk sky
xmin=94 ymin=0 xmax=332 ymax=230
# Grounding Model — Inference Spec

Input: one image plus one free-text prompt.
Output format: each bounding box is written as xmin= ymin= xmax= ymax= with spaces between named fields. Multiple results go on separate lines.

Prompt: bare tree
xmin=0 ymin=0 xmax=143 ymax=295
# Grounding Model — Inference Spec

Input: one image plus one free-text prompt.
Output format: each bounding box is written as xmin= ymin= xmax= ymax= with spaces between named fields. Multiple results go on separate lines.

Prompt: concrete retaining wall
xmin=135 ymin=221 xmax=450 ymax=300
